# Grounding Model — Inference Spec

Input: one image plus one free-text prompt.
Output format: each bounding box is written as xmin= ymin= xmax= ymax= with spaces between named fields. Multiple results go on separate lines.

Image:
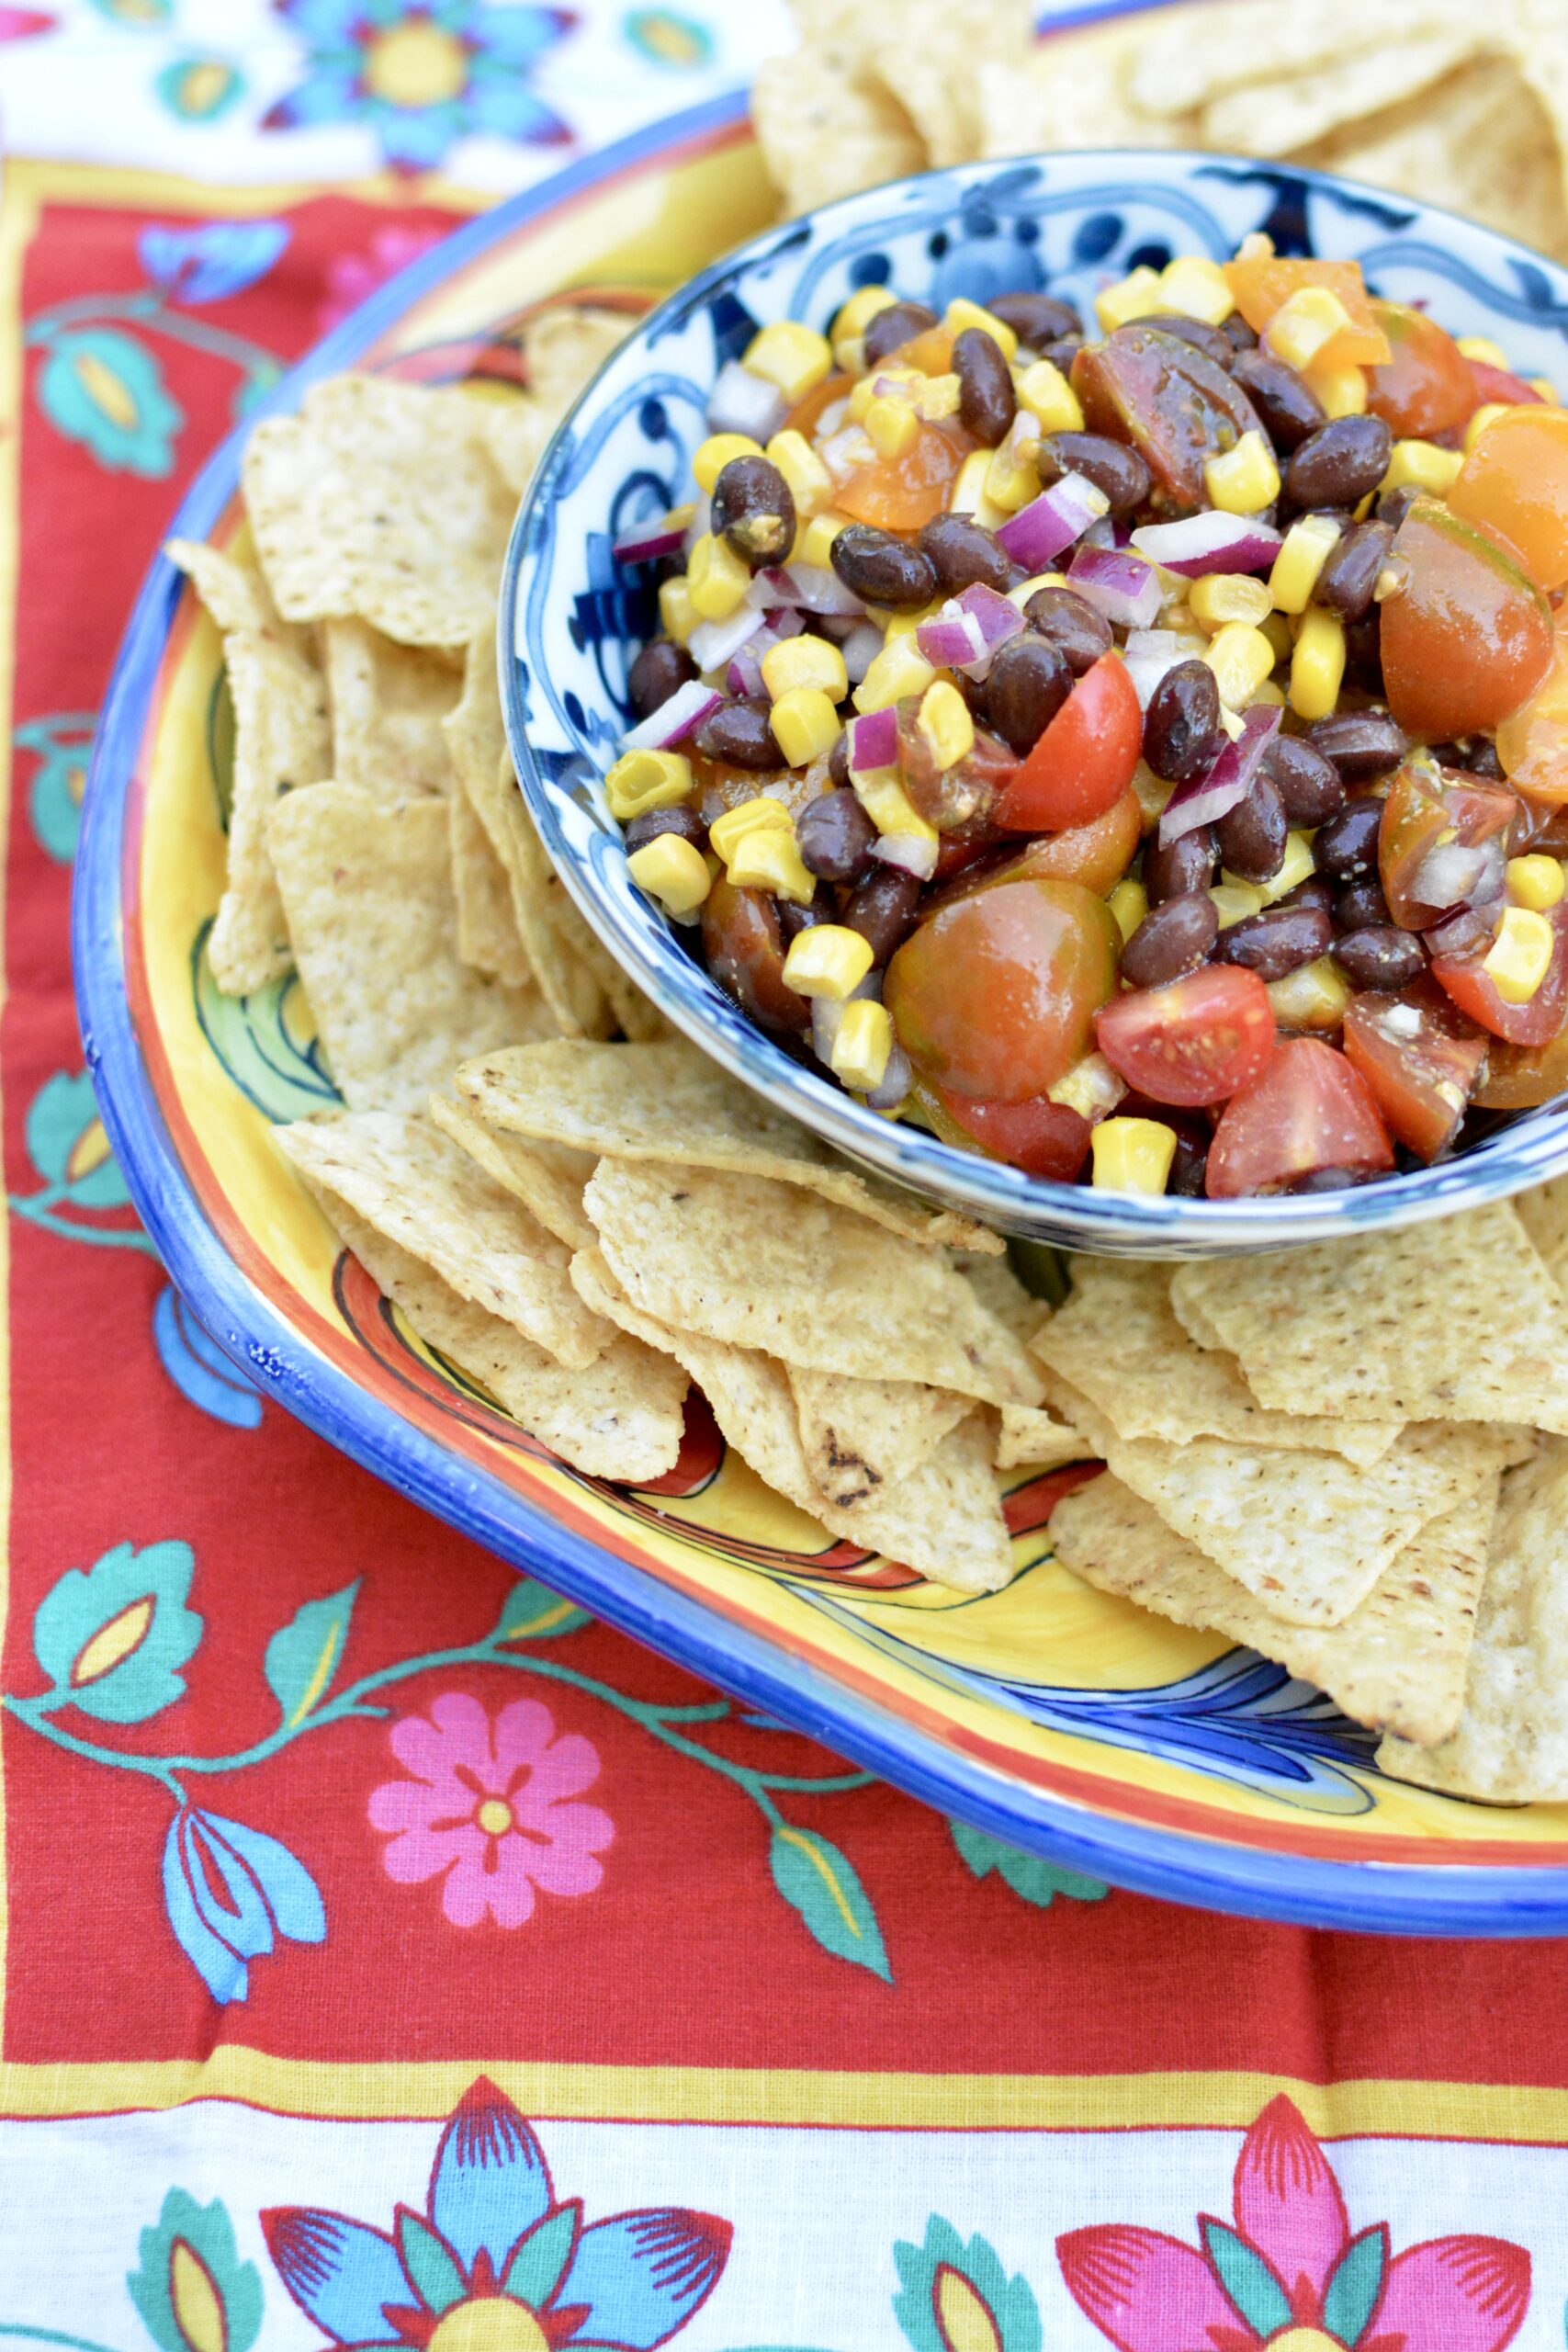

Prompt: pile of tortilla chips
xmin=753 ymin=0 xmax=1568 ymax=263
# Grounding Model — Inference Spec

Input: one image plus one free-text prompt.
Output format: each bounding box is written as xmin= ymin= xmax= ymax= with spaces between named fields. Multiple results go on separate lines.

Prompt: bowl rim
xmin=502 ymin=141 xmax=1568 ymax=1253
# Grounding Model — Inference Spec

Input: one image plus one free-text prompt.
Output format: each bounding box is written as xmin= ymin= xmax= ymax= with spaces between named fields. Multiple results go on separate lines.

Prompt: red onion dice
xmin=620 ymin=677 xmax=724 ymax=752
xmin=1066 ymin=543 xmax=1163 ymax=631
xmin=1130 ymin=512 xmax=1284 ymax=577
xmin=1159 ymin=705 xmax=1281 ymax=844
xmin=994 ymin=472 xmax=1110 ymax=571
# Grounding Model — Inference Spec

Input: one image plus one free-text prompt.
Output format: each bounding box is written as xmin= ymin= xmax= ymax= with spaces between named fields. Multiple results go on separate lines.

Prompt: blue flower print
xmin=162 ymin=1805 xmax=326 ymax=2003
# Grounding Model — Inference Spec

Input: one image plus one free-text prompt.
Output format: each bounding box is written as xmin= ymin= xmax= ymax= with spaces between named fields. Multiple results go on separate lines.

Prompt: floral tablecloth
xmin=1 ymin=4 xmax=1563 ymax=2347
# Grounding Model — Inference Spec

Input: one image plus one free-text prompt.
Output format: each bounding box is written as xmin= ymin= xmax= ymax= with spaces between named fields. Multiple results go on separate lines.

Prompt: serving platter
xmin=75 ymin=90 xmax=1568 ymax=1933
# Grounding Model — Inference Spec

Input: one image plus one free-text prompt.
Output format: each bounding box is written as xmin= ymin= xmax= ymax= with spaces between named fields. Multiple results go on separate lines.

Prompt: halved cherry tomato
xmin=897 ymin=705 xmax=1017 ymax=837
xmin=1071 ymin=326 xmax=1266 ymax=513
xmin=1095 ymin=966 xmax=1275 ymax=1107
xmin=1378 ymin=763 xmax=1517 ymax=930
xmin=1450 ymin=406 xmax=1568 ymax=593
xmin=891 ymin=323 xmax=954 ymax=377
xmin=1205 ymin=1037 xmax=1394 ymax=1198
xmin=1342 ymin=988 xmax=1487 ymax=1158
xmin=1476 ymin=1025 xmax=1568 ymax=1108
xmin=1380 ymin=499 xmax=1554 ymax=742
xmin=1365 ymin=301 xmax=1476 ymax=438
xmin=1432 ymin=901 xmax=1568 ymax=1046
xmin=1498 ymin=607 xmax=1568 ymax=805
xmin=701 ymin=878 xmax=808 ymax=1033
xmin=838 ymin=422 xmax=968 ymax=531
xmin=995 ymin=653 xmax=1142 ymax=833
xmin=886 ymin=876 xmax=1120 ymax=1102
xmin=999 ymin=786 xmax=1145 ymax=895
xmin=784 ymin=371 xmax=852 ymax=438
xmin=1221 ymin=251 xmax=1391 ymax=368
xmin=1470 ymin=360 xmax=1543 ymax=410
xmin=921 ymin=1081 xmax=1093 ymax=1180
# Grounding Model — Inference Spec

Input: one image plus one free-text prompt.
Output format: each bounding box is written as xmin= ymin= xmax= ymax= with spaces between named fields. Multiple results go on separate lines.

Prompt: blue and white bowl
xmin=501 ymin=149 xmax=1568 ymax=1257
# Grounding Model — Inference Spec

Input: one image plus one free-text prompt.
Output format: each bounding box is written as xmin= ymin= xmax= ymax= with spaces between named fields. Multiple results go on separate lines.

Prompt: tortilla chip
xmin=1040 ymin=1368 xmax=1510 ymax=1628
xmin=448 ymin=777 xmax=532 ymax=989
xmin=1201 ymin=27 xmax=1482 ymax=155
xmin=977 ymin=19 xmax=1181 ymax=158
xmin=1126 ymin=0 xmax=1463 ymax=119
xmin=1509 ymin=2 xmax=1568 ymax=242
xmin=572 ymin=1248 xmax=1013 ymax=1593
xmin=209 ymin=628 xmax=333 ymax=996
xmin=267 ymin=783 xmax=544 ymax=1111
xmin=321 ymin=617 xmax=459 ymax=799
xmin=995 ymin=1404 xmax=1090 ymax=1472
xmin=1053 ymin=1469 xmax=1500 ymax=1747
xmin=457 ymin=1037 xmax=1003 ymax=1253
xmin=1380 ymin=1442 xmax=1568 ymax=1799
xmin=498 ymin=766 xmax=627 ymax=1037
xmin=584 ymin=1158 xmax=1041 ymax=1406
xmin=428 ymin=1092 xmax=597 ymax=1253
xmin=168 ymin=537 xmax=287 ymax=639
xmin=1036 ymin=1260 xmax=1401 ymax=1465
xmin=276 ymin=1111 xmax=610 ymax=1369
xmin=1168 ymin=1206 xmax=1568 ymax=1433
xmin=873 ymin=0 xmax=1032 ymax=165
xmin=788 ymin=1365 xmax=975 ymax=1506
xmin=523 ymin=307 xmax=634 ymax=410
xmin=752 ymin=47 xmax=927 ymax=214
xmin=243 ymin=375 xmax=513 ymax=648
xmin=955 ymin=1251 xmax=1051 ymax=1343
xmin=1517 ymin=1176 xmax=1568 ymax=1283
xmin=479 ymin=395 xmax=559 ymax=497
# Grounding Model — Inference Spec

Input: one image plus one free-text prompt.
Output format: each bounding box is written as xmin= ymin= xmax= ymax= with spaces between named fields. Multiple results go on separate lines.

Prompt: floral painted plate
xmin=75 ymin=93 xmax=1568 ymax=1935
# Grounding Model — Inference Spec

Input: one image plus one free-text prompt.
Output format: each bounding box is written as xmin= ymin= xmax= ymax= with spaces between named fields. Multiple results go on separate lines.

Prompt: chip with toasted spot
xmin=267 ymin=784 xmax=546 ymax=1111
xmin=995 ymin=1405 xmax=1089 ymax=1472
xmin=448 ymin=778 xmax=532 ymax=989
xmin=428 ymin=1092 xmax=597 ymax=1253
xmin=788 ymin=1365 xmax=974 ymax=1506
xmin=321 ymin=617 xmax=459 ymax=799
xmin=1053 ymin=1468 xmax=1499 ymax=1748
xmin=457 ymin=1037 xmax=1002 ymax=1252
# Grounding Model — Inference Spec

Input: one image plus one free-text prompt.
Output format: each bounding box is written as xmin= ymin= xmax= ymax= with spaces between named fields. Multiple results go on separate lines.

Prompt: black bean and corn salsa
xmin=604 ymin=237 xmax=1568 ymax=1200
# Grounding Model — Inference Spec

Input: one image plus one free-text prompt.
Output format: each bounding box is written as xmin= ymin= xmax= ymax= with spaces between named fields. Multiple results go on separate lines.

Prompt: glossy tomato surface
xmin=1095 ymin=965 xmax=1275 ymax=1107
xmin=1470 ymin=359 xmax=1542 ymax=409
xmin=1432 ymin=901 xmax=1568 ymax=1046
xmin=1365 ymin=301 xmax=1475 ymax=438
xmin=701 ymin=878 xmax=807 ymax=1033
xmin=838 ymin=421 xmax=968 ymax=530
xmin=924 ymin=1082 xmax=1092 ymax=1179
xmin=1377 ymin=764 xmax=1517 ymax=930
xmin=1205 ymin=1037 xmax=1394 ymax=1197
xmin=1071 ymin=326 xmax=1265 ymax=512
xmin=1342 ymin=989 xmax=1487 ymax=1158
xmin=995 ymin=654 xmax=1142 ymax=832
xmin=996 ymin=786 xmax=1144 ymax=894
xmin=886 ymin=876 xmax=1120 ymax=1102
xmin=1497 ymin=610 xmax=1568 ymax=805
xmin=1450 ymin=406 xmax=1568 ymax=593
xmin=1221 ymin=253 xmax=1391 ymax=367
xmin=1475 ymin=1025 xmax=1568 ymax=1107
xmin=1380 ymin=500 xmax=1553 ymax=742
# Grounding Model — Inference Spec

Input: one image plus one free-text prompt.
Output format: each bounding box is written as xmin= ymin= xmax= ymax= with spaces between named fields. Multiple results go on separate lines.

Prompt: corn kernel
xmin=727 ymin=821 xmax=816 ymax=904
xmin=853 ymin=634 xmax=938 ymax=712
xmin=1382 ymin=438 xmax=1465 ymax=496
xmin=883 ymin=602 xmax=939 ymax=640
xmin=1531 ymin=378 xmax=1560 ymax=405
xmin=1107 ymin=877 xmax=1147 ymax=941
xmin=626 ymin=832 xmax=711 ymax=918
xmin=1484 ymin=904 xmax=1555 ymax=1001
xmin=985 ymin=433 xmax=1040 ymax=514
xmin=1256 ymin=830 xmax=1317 ymax=907
xmin=949 ymin=446 xmax=1005 ymax=529
xmin=913 ymin=372 xmax=964 ymax=421
xmin=853 ymin=770 xmax=935 ymax=842
xmin=796 ymin=507 xmax=851 ymax=568
xmin=782 ymin=922 xmax=876 ymax=1001
xmin=1049 ymin=1052 xmax=1126 ymax=1122
xmin=918 ymin=679 xmax=975 ymax=773
xmin=1204 ymin=430 xmax=1281 ymax=515
xmin=687 ymin=531 xmax=751 ymax=621
xmin=1464 ymin=401 xmax=1511 ymax=456
xmin=1457 ymin=334 xmax=1510 ymax=368
xmin=604 ymin=748 xmax=694 ymax=822
xmin=769 ymin=684 xmax=841 ymax=765
xmin=1094 ymin=266 xmax=1166 ymax=334
xmin=829 ymin=997 xmax=894 ymax=1092
xmin=1007 ymin=569 xmax=1068 ymax=610
xmin=1190 ymin=572 xmax=1273 ymax=629
xmin=658 ymin=574 xmax=696 ymax=646
xmin=694 ymin=432 xmax=761 ymax=492
xmin=708 ymin=796 xmax=791 ymax=862
xmin=1217 ymin=706 xmax=1247 ymax=741
xmin=743 ymin=320 xmax=832 ymax=402
xmin=1260 ymin=608 xmax=1294 ymax=663
xmin=1290 ymin=606 xmax=1347 ymax=721
xmin=1132 ymin=759 xmax=1171 ymax=831
xmin=1091 ymin=1116 xmax=1177 ymax=1195
xmin=1015 ymin=358 xmax=1084 ymax=434
xmin=765 ymin=427 xmax=833 ymax=519
xmin=944 ymin=297 xmax=1018 ymax=358
xmin=1249 ymin=678 xmax=1287 ymax=707
xmin=1205 ymin=620 xmax=1277 ymax=709
xmin=1303 ymin=359 xmax=1367 ymax=419
xmin=760 ymin=635 xmax=847 ymax=705
xmin=1269 ymin=512 xmax=1343 ymax=616
xmin=865 ymin=393 xmax=919 ymax=460
xmin=1264 ymin=286 xmax=1352 ymax=371
xmin=1211 ymin=880 xmax=1266 ymax=928
xmin=1508 ymin=854 xmax=1567 ymax=910
xmin=1157 ymin=254 xmax=1235 ymax=326
xmin=1267 ymin=956 xmax=1349 ymax=1031
xmin=831 ymin=283 xmax=897 ymax=351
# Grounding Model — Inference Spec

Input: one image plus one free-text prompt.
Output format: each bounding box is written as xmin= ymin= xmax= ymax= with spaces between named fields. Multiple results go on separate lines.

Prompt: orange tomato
xmin=890 ymin=324 xmax=954 ymax=376
xmin=994 ymin=786 xmax=1144 ymax=895
xmin=784 ymin=371 xmax=852 ymax=438
xmin=1450 ymin=406 xmax=1568 ymax=593
xmin=1380 ymin=500 xmax=1553 ymax=743
xmin=837 ymin=421 xmax=969 ymax=530
xmin=1365 ymin=300 xmax=1475 ymax=438
xmin=1498 ymin=609 xmax=1568 ymax=805
xmin=1221 ymin=251 xmax=1391 ymax=368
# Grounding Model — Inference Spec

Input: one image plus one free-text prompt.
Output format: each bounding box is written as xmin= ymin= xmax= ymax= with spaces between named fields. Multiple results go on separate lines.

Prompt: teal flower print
xmin=36 ymin=325 xmax=182 ymax=475
xmin=32 ymin=1538 xmax=202 ymax=1723
xmin=129 ymin=2187 xmax=265 ymax=2352
xmin=893 ymin=2215 xmax=1042 ymax=2352
xmin=154 ymin=55 xmax=246 ymax=122
xmin=16 ymin=709 xmax=95 ymax=863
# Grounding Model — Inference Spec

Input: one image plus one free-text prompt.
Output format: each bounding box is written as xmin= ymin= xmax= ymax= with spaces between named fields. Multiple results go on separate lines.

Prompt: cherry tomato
xmin=1342 ymin=989 xmax=1487 ymax=1158
xmin=1220 ymin=252 xmax=1391 ymax=368
xmin=1365 ymin=300 xmax=1476 ymax=438
xmin=1205 ymin=1037 xmax=1394 ymax=1198
xmin=701 ymin=878 xmax=808 ymax=1033
xmin=1432 ymin=901 xmax=1568 ymax=1046
xmin=1450 ymin=406 xmax=1568 ymax=593
xmin=1095 ymin=965 xmax=1276 ymax=1107
xmin=838 ymin=422 xmax=968 ymax=531
xmin=919 ymin=1080 xmax=1093 ymax=1179
xmin=1498 ymin=609 xmax=1568 ymax=806
xmin=1470 ymin=360 xmax=1543 ymax=410
xmin=1475 ymin=1026 xmax=1568 ymax=1108
xmin=1071 ymin=326 xmax=1267 ymax=513
xmin=997 ymin=786 xmax=1145 ymax=895
xmin=897 ymin=706 xmax=1016 ymax=837
xmin=784 ymin=371 xmax=852 ymax=438
xmin=889 ymin=324 xmax=954 ymax=377
xmin=1380 ymin=499 xmax=1553 ymax=743
xmin=995 ymin=654 xmax=1142 ymax=833
xmin=1378 ymin=763 xmax=1517 ymax=930
xmin=886 ymin=876 xmax=1120 ymax=1102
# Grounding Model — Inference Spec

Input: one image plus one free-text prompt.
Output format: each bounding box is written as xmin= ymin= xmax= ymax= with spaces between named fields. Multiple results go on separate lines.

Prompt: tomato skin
xmin=1450 ymin=406 xmax=1568 ymax=594
xmin=701 ymin=878 xmax=809 ymax=1033
xmin=886 ymin=876 xmax=1121 ymax=1102
xmin=1377 ymin=763 xmax=1518 ymax=929
xmin=995 ymin=654 xmax=1142 ymax=833
xmin=1380 ymin=500 xmax=1554 ymax=743
xmin=1476 ymin=1026 xmax=1568 ymax=1107
xmin=1432 ymin=901 xmax=1568 ymax=1046
xmin=1470 ymin=360 xmax=1542 ymax=409
xmin=838 ymin=421 xmax=969 ymax=531
xmin=999 ymin=786 xmax=1145 ymax=894
xmin=1221 ymin=253 xmax=1391 ymax=368
xmin=1498 ymin=608 xmax=1568 ymax=806
xmin=1366 ymin=300 xmax=1476 ymax=438
xmin=1095 ymin=966 xmax=1276 ymax=1108
xmin=1205 ymin=1037 xmax=1395 ymax=1198
xmin=1071 ymin=326 xmax=1267 ymax=513
xmin=1342 ymin=989 xmax=1487 ymax=1158
xmin=924 ymin=1081 xmax=1093 ymax=1179
xmin=784 ymin=371 xmax=852 ymax=438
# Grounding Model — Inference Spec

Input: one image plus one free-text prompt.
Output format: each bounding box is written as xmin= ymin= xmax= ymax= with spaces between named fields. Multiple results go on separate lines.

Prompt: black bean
xmin=1430 ymin=738 xmax=1506 ymax=781
xmin=1332 ymin=924 xmax=1427 ymax=991
xmin=987 ymin=289 xmax=1082 ymax=346
xmin=778 ymin=887 xmax=834 ymax=941
xmin=1376 ymin=482 xmax=1421 ymax=532
xmin=1217 ymin=774 xmax=1288 ymax=883
xmin=1314 ymin=794 xmax=1385 ymax=881
xmin=1307 ymin=710 xmax=1409 ymax=783
xmin=1278 ymin=875 xmax=1337 ymax=915
xmin=797 ymin=787 xmax=875 ymax=883
xmin=1144 ymin=824 xmax=1218 ymax=904
xmin=1024 ymin=583 xmax=1112 ymax=675
xmin=1261 ymin=735 xmax=1345 ymax=828
xmin=1228 ymin=349 xmax=1326 ymax=451
xmin=710 ymin=454 xmax=795 ymax=569
xmin=1472 ymin=742 xmax=1506 ymax=783
xmin=1314 ymin=520 xmax=1393 ymax=622
xmin=627 ymin=637 xmax=696 ymax=719
xmin=918 ymin=512 xmax=1015 ymax=594
xmin=1216 ymin=904 xmax=1333 ymax=980
xmin=863 ymin=300 xmax=938 ymax=367
xmin=1222 ymin=311 xmax=1258 ymax=354
xmin=1143 ymin=659 xmax=1222 ymax=784
xmin=1284 ymin=414 xmax=1393 ymax=511
xmin=1042 ymin=334 xmax=1085 ymax=374
xmin=693 ymin=695 xmax=781 ymax=770
xmin=829 ymin=523 xmax=937 ymax=609
xmin=1122 ymin=893 xmax=1219 ymax=988
xmin=1343 ymin=612 xmax=1383 ymax=693
xmin=828 ymin=732 xmax=852 ymax=787
xmin=982 ymin=634 xmax=1074 ymax=754
xmin=624 ymin=803 xmax=707 ymax=854
xmin=1037 ymin=430 xmax=1151 ymax=516
xmin=1335 ymin=876 xmax=1392 ymax=931
xmin=953 ymin=325 xmax=1017 ymax=445
xmin=1134 ymin=312 xmax=1236 ymax=370
xmin=844 ymin=866 xmax=922 ymax=964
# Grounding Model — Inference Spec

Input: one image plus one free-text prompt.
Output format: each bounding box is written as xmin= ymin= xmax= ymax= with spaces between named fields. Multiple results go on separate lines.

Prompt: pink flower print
xmin=367 ymin=1690 xmax=613 ymax=1928
xmin=315 ymin=224 xmax=445 ymax=334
